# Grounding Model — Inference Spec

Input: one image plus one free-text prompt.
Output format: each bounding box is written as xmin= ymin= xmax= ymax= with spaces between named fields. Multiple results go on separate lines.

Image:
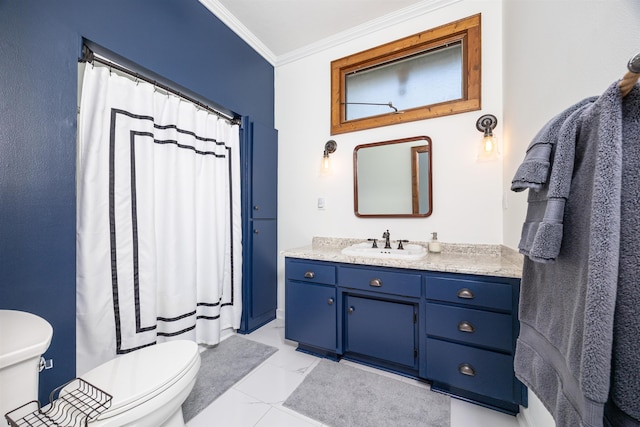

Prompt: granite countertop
xmin=282 ymin=237 xmax=524 ymax=279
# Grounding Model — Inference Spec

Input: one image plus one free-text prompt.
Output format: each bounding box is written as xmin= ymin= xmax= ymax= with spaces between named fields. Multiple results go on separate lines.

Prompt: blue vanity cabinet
xmin=284 ymin=258 xmax=339 ymax=357
xmin=424 ymin=272 xmax=526 ymax=415
xmin=339 ymin=265 xmax=421 ymax=376
xmin=283 ymin=254 xmax=525 ymax=415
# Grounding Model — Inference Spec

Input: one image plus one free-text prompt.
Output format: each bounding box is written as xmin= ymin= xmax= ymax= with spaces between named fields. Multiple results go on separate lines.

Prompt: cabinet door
xmin=249 ymin=219 xmax=277 ymax=321
xmin=250 ymin=121 xmax=277 ymax=219
xmin=345 ymin=295 xmax=416 ymax=368
xmin=285 ymin=281 xmax=337 ymax=351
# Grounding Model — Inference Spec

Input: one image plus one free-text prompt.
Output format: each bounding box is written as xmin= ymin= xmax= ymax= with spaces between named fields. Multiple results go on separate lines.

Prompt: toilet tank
xmin=0 ymin=310 xmax=53 ymax=420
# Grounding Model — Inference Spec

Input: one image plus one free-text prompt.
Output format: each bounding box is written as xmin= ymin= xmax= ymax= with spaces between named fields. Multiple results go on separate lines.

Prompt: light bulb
xmin=477 ymin=134 xmax=499 ymax=161
xmin=322 ymin=154 xmax=331 ymax=172
xmin=483 ymin=135 xmax=495 ymax=153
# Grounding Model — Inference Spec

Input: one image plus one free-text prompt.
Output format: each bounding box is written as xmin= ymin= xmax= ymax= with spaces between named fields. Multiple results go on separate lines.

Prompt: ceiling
xmin=201 ymin=0 xmax=426 ymax=61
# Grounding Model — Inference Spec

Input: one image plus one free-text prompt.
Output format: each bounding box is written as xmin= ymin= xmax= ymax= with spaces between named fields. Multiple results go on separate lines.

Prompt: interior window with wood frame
xmin=331 ymin=14 xmax=481 ymax=135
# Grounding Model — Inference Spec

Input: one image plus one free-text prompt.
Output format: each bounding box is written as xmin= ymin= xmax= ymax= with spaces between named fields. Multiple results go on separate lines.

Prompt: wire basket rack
xmin=4 ymin=378 xmax=112 ymax=427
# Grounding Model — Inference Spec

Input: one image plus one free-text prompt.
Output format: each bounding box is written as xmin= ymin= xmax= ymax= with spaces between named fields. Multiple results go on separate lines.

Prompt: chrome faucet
xmin=382 ymin=229 xmax=391 ymax=249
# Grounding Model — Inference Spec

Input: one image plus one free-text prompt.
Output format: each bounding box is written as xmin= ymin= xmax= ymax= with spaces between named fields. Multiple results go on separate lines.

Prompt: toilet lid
xmin=0 ymin=310 xmax=53 ymax=369
xmin=79 ymin=340 xmax=199 ymax=414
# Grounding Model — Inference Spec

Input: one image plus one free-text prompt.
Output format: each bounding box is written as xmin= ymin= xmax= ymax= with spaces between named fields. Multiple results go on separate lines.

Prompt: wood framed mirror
xmin=354 ymin=136 xmax=432 ymax=217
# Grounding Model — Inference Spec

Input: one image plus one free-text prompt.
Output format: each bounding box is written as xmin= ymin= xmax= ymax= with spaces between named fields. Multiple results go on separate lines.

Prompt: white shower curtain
xmin=76 ymin=65 xmax=242 ymax=374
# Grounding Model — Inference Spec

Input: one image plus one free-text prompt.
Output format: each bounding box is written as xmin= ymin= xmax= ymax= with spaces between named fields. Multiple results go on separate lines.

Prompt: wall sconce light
xmin=476 ymin=114 xmax=499 ymax=161
xmin=322 ymin=140 xmax=337 ymax=173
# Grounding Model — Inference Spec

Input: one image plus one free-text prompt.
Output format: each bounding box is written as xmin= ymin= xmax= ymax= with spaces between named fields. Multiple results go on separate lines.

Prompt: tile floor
xmin=186 ymin=319 xmax=521 ymax=427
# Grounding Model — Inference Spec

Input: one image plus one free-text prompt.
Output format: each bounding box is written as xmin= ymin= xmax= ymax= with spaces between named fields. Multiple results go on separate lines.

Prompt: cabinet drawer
xmin=426 ymin=338 xmax=515 ymax=403
xmin=425 ymin=275 xmax=512 ymax=311
xmin=286 ymin=259 xmax=336 ymax=285
xmin=339 ymin=267 xmax=421 ymax=298
xmin=425 ymin=303 xmax=513 ymax=352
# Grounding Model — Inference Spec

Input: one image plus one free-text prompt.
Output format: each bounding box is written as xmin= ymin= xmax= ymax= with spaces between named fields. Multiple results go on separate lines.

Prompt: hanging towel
xmin=511 ymin=96 xmax=597 ymax=192
xmin=515 ymin=102 xmax=594 ymax=262
xmin=512 ymin=81 xmax=637 ymax=427
xmin=604 ymin=85 xmax=640 ymax=427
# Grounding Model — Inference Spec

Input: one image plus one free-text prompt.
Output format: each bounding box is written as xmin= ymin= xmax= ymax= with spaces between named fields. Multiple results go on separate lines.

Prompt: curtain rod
xmin=80 ymin=45 xmax=241 ymax=125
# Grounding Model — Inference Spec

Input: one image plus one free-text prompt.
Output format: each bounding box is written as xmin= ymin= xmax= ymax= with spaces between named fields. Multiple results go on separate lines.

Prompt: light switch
xmin=317 ymin=197 xmax=325 ymax=210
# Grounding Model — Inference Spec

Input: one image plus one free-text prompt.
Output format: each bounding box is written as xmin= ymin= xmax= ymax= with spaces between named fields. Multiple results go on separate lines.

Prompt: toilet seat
xmin=78 ymin=340 xmax=199 ymax=420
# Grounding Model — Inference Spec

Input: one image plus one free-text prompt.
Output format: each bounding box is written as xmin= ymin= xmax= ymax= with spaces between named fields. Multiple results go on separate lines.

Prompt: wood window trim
xmin=331 ymin=14 xmax=481 ymax=135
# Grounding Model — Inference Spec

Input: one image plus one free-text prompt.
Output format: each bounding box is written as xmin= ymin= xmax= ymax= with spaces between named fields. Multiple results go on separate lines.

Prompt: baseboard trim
xmin=517 ymin=407 xmax=535 ymax=427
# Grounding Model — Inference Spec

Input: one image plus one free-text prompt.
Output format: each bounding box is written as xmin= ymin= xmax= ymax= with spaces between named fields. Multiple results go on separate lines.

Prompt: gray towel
xmin=605 ymin=85 xmax=640 ymax=426
xmin=517 ymin=104 xmax=592 ymax=262
xmin=513 ymin=82 xmax=640 ymax=427
xmin=511 ymin=96 xmax=597 ymax=192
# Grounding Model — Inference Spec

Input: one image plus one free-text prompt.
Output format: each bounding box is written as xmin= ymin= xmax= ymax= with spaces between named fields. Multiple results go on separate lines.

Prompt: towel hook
xmin=628 ymin=53 xmax=640 ymax=73
xmin=619 ymin=52 xmax=640 ymax=97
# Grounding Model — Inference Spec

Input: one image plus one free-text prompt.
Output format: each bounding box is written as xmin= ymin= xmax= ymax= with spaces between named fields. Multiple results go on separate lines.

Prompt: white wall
xmin=502 ymin=1 xmax=640 ymax=426
xmin=275 ymin=0 xmax=505 ymax=294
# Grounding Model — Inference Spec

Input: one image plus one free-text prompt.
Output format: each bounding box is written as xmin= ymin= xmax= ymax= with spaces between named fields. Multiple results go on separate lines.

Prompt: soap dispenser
xmin=428 ymin=232 xmax=441 ymax=253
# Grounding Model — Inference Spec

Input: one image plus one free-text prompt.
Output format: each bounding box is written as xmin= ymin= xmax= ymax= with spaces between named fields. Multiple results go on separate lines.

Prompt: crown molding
xmin=276 ymin=0 xmax=463 ymax=66
xmin=199 ymin=0 xmax=462 ymax=68
xmin=198 ymin=0 xmax=277 ymax=65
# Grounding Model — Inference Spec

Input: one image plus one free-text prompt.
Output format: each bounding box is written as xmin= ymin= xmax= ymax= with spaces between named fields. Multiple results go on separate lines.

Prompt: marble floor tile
xmin=187 ymin=319 xmax=520 ymax=427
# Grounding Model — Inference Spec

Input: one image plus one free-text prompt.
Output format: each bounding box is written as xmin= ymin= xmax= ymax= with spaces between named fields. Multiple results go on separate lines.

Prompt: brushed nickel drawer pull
xmin=369 ymin=278 xmax=383 ymax=287
xmin=458 ymin=363 xmax=476 ymax=377
xmin=348 ymin=306 xmax=355 ymax=314
xmin=327 ymin=297 xmax=334 ymax=305
xmin=304 ymin=271 xmax=315 ymax=279
xmin=457 ymin=288 xmax=474 ymax=299
xmin=458 ymin=321 xmax=475 ymax=333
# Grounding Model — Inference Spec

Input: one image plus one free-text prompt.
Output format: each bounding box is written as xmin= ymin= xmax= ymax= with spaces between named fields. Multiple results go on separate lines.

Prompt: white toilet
xmin=1 ymin=309 xmax=201 ymax=427
xmin=78 ymin=340 xmax=200 ymax=427
xmin=0 ymin=310 xmax=54 ymax=422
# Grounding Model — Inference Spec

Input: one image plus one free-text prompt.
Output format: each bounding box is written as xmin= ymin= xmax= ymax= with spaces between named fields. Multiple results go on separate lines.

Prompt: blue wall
xmin=0 ymin=0 xmax=274 ymax=403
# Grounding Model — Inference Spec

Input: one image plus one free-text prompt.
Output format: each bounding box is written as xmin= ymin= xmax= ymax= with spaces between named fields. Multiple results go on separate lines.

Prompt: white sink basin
xmin=341 ymin=242 xmax=427 ymax=260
